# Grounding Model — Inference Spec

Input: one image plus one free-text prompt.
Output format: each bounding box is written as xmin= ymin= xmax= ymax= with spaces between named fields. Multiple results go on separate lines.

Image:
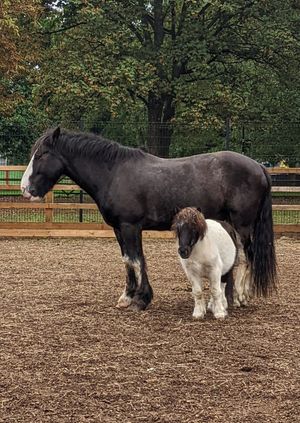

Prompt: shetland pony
xmin=172 ymin=207 xmax=241 ymax=319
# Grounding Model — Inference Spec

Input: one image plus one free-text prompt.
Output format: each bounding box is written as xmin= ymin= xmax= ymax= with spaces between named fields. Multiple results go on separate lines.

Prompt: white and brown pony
xmin=172 ymin=207 xmax=248 ymax=319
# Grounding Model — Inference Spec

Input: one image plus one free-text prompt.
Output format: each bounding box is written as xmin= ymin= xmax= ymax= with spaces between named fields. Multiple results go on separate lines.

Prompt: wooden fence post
xmin=45 ymin=191 xmax=54 ymax=223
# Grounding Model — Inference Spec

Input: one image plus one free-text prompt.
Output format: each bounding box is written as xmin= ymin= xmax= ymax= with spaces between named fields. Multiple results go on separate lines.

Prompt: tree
xmin=35 ymin=1 xmax=300 ymax=156
xmin=0 ymin=0 xmax=40 ymax=115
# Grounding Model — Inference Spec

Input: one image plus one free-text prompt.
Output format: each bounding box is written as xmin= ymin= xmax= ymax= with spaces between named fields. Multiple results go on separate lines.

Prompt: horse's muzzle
xmin=21 ymin=185 xmax=41 ymax=201
xmin=21 ymin=186 xmax=32 ymax=199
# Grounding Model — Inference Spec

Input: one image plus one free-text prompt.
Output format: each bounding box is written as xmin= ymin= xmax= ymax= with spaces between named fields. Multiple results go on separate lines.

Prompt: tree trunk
xmin=147 ymin=92 xmax=175 ymax=157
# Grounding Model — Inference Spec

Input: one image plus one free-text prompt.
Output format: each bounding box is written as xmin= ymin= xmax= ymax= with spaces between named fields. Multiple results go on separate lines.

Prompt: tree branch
xmin=39 ymin=21 xmax=87 ymax=35
xmin=127 ymin=88 xmax=148 ymax=106
xmin=177 ymin=0 xmax=188 ymax=36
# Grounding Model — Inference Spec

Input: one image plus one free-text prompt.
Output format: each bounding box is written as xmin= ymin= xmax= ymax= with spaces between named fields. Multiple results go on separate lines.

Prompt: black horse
xmin=21 ymin=127 xmax=277 ymax=310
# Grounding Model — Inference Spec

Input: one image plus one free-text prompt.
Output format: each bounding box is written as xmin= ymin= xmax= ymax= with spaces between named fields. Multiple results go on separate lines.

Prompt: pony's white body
xmin=178 ymin=219 xmax=237 ymax=319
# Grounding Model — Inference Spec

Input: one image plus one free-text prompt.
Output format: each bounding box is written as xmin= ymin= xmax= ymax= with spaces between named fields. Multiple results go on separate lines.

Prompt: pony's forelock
xmin=172 ymin=207 xmax=207 ymax=239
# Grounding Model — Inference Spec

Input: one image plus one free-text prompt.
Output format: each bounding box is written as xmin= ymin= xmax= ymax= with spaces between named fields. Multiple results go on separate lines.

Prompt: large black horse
xmin=21 ymin=127 xmax=276 ymax=310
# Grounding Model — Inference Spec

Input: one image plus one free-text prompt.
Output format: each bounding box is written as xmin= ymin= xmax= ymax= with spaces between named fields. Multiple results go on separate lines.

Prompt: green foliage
xmin=0 ymin=79 xmax=48 ymax=163
xmin=1 ymin=1 xmax=300 ymax=160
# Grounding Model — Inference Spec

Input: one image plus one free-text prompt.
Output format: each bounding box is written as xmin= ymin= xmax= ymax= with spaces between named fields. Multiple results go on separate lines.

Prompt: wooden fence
xmin=0 ymin=166 xmax=299 ymax=238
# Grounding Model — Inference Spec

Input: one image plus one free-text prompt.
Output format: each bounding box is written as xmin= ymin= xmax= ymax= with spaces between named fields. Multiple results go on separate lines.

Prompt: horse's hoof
xmin=238 ymin=296 xmax=248 ymax=307
xmin=116 ymin=302 xmax=129 ymax=309
xmin=129 ymin=294 xmax=151 ymax=311
xmin=128 ymin=303 xmax=144 ymax=312
xmin=116 ymin=294 xmax=132 ymax=309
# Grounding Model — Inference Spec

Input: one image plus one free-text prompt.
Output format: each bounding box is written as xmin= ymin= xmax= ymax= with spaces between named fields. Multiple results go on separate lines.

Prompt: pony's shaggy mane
xmin=32 ymin=128 xmax=146 ymax=163
xmin=172 ymin=207 xmax=207 ymax=240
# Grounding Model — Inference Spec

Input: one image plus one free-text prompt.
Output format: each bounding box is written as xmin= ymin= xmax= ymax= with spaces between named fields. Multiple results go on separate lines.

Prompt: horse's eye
xmin=35 ymin=150 xmax=48 ymax=160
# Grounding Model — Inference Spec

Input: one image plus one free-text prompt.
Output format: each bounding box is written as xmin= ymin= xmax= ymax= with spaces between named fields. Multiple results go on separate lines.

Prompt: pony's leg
xmin=209 ymin=270 xmax=233 ymax=311
xmin=115 ymin=224 xmax=153 ymax=311
xmin=190 ymin=277 xmax=206 ymax=319
xmin=182 ymin=264 xmax=206 ymax=318
xmin=222 ymin=271 xmax=233 ymax=308
xmin=209 ymin=269 xmax=227 ymax=319
xmin=221 ymin=283 xmax=228 ymax=310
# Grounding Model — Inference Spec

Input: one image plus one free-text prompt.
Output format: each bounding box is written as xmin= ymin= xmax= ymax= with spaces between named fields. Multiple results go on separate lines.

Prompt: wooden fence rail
xmin=0 ymin=166 xmax=299 ymax=237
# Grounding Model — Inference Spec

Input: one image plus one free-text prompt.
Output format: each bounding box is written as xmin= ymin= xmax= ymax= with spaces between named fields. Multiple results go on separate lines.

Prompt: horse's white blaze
xmin=20 ymin=154 xmax=41 ymax=201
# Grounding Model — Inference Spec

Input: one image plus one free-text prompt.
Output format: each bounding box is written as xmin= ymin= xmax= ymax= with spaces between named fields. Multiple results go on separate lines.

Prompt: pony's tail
xmin=247 ymin=167 xmax=277 ymax=296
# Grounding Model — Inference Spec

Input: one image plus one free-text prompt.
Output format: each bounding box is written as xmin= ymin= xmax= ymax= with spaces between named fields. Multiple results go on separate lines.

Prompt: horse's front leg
xmin=114 ymin=224 xmax=153 ymax=311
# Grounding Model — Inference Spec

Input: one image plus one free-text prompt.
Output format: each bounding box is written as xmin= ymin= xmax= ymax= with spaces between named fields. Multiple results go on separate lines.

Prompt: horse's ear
xmin=52 ymin=126 xmax=60 ymax=142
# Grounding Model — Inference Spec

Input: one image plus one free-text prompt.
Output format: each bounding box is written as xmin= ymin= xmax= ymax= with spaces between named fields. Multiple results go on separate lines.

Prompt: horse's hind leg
xmin=233 ymin=262 xmax=251 ymax=307
xmin=114 ymin=224 xmax=153 ymax=311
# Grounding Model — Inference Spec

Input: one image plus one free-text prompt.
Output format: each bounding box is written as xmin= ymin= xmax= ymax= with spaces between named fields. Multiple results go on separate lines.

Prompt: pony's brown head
xmin=172 ymin=207 xmax=207 ymax=259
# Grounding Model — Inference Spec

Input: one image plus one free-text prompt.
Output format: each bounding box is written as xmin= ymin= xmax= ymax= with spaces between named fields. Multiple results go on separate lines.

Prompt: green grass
xmin=272 ymin=210 xmax=300 ymax=225
xmin=0 ymin=209 xmax=103 ymax=223
xmin=0 ymin=208 xmax=298 ymax=225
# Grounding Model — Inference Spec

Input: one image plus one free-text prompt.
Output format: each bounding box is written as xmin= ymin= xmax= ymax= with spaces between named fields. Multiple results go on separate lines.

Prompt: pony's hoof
xmin=207 ymin=300 xmax=213 ymax=312
xmin=213 ymin=310 xmax=227 ymax=319
xmin=192 ymin=310 xmax=206 ymax=319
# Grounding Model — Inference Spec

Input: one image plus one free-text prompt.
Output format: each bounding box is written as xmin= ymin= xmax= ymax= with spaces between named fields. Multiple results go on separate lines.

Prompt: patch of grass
xmin=0 ymin=209 xmax=103 ymax=223
xmin=272 ymin=210 xmax=300 ymax=225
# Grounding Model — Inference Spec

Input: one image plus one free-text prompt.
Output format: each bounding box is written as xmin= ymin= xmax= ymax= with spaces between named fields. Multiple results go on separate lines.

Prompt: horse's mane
xmin=172 ymin=207 xmax=207 ymax=240
xmin=32 ymin=127 xmax=146 ymax=163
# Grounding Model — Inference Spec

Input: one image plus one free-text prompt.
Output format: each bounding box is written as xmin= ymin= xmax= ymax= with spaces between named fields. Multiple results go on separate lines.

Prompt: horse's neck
xmin=63 ymin=154 xmax=111 ymax=203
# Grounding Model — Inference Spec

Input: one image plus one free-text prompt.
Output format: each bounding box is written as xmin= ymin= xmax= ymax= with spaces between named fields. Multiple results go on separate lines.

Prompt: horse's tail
xmin=247 ymin=167 xmax=277 ymax=296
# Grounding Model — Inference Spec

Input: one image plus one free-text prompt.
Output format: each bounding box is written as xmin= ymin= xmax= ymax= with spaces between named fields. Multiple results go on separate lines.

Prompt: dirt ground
xmin=0 ymin=237 xmax=299 ymax=423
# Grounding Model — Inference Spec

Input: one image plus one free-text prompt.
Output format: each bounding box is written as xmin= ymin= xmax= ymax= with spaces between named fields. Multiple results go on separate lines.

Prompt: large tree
xmin=36 ymin=0 xmax=300 ymax=156
xmin=0 ymin=0 xmax=40 ymax=115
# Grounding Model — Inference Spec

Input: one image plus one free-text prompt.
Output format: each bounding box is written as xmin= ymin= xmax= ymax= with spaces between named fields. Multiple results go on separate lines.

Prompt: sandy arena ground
xmin=0 ymin=237 xmax=299 ymax=423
